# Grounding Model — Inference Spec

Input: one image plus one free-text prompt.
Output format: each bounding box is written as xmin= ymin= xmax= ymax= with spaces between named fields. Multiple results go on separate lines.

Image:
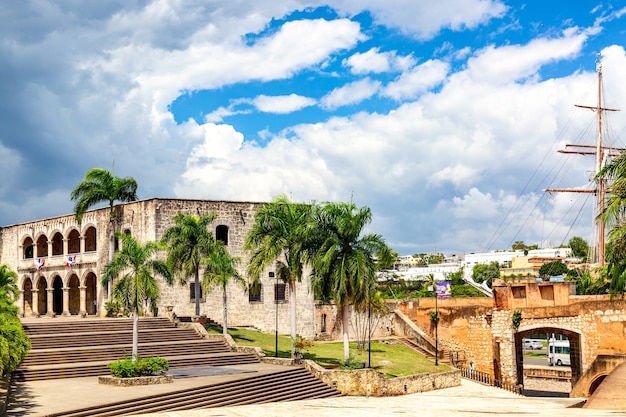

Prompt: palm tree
xmin=244 ymin=194 xmax=312 ymax=358
xmin=161 ymin=213 xmax=218 ymax=316
xmin=71 ymin=167 xmax=138 ymax=301
xmin=70 ymin=167 xmax=138 ymax=224
xmin=202 ymin=243 xmax=246 ymax=335
xmin=0 ymin=264 xmax=19 ymax=304
xmin=310 ymin=202 xmax=391 ymax=364
xmin=102 ymin=232 xmax=172 ymax=360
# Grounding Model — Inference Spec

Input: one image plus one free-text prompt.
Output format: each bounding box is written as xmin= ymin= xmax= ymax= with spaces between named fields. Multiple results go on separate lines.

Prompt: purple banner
xmin=435 ymin=281 xmax=451 ymax=298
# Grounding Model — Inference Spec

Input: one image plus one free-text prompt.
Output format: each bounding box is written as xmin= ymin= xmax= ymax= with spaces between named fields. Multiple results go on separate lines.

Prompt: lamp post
xmin=270 ymin=271 xmax=278 ymax=357
xmin=428 ymin=284 xmax=439 ymax=366
xmin=367 ymin=286 xmax=371 ymax=368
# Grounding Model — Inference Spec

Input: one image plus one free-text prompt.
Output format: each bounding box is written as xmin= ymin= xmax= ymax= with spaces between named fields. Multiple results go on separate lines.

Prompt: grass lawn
xmin=208 ymin=326 xmax=450 ymax=378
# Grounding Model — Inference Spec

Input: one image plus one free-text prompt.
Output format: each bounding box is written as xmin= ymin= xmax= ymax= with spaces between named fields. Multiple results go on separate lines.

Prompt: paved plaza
xmin=7 ymin=367 xmax=626 ymax=417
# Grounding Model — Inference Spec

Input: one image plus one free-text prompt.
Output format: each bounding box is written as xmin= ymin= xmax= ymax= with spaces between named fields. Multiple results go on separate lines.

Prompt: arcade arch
xmin=22 ymin=277 xmax=33 ymax=315
xmin=68 ymin=274 xmax=80 ymax=315
xmin=36 ymin=276 xmax=47 ymax=315
xmin=52 ymin=276 xmax=63 ymax=315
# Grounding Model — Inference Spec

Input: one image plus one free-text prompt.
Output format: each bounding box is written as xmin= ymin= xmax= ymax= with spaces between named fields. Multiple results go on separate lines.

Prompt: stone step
xmin=28 ymin=328 xmax=201 ymax=349
xmin=45 ymin=368 xmax=342 ymax=417
xmin=22 ymin=317 xmax=173 ymax=334
xmin=20 ymin=340 xmax=230 ymax=366
xmin=15 ymin=352 xmax=260 ymax=381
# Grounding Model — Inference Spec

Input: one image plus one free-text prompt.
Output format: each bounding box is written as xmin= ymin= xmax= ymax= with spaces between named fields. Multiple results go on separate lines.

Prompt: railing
xmin=458 ymin=366 xmax=524 ymax=395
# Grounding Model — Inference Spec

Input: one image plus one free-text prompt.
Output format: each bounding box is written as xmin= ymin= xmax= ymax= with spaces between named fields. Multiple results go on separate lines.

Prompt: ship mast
xmin=545 ymin=61 xmax=620 ymax=266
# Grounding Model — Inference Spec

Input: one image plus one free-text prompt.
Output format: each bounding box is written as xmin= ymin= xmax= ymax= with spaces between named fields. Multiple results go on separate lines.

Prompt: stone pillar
xmin=46 ymin=288 xmax=54 ymax=316
xmin=32 ymin=289 xmax=39 ymax=316
xmin=62 ymin=287 xmax=70 ymax=316
xmin=47 ymin=240 xmax=52 ymax=258
xmin=80 ymin=235 xmax=85 ymax=254
xmin=63 ymin=238 xmax=69 ymax=256
xmin=79 ymin=285 xmax=87 ymax=316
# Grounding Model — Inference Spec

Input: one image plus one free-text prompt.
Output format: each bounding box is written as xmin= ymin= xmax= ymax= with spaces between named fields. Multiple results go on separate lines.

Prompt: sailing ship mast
xmin=545 ymin=61 xmax=620 ymax=266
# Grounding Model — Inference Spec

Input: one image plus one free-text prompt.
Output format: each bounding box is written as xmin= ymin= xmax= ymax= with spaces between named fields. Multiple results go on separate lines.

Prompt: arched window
xmin=23 ymin=237 xmax=34 ymax=259
xmin=51 ymin=232 xmax=63 ymax=256
xmin=67 ymin=229 xmax=80 ymax=254
xmin=216 ymin=225 xmax=228 ymax=245
xmin=84 ymin=226 xmax=97 ymax=252
xmin=36 ymin=235 xmax=48 ymax=257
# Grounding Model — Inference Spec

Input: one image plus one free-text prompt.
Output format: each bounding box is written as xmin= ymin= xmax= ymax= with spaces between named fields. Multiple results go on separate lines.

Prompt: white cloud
xmin=320 ymin=78 xmax=381 ymax=110
xmin=253 ymin=94 xmax=317 ymax=114
xmin=382 ymin=59 xmax=449 ymax=100
xmin=465 ymin=29 xmax=587 ymax=84
xmin=343 ymin=47 xmax=415 ymax=74
xmin=332 ymin=0 xmax=508 ymax=39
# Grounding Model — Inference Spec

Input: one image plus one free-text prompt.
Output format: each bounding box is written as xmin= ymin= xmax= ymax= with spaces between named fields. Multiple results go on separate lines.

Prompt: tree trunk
xmin=222 ymin=288 xmax=228 ymax=335
xmin=289 ymin=279 xmax=297 ymax=358
xmin=342 ymin=303 xmax=350 ymax=364
xmin=107 ymin=226 xmax=114 ymax=300
xmin=132 ymin=309 xmax=139 ymax=361
xmin=194 ymin=268 xmax=200 ymax=317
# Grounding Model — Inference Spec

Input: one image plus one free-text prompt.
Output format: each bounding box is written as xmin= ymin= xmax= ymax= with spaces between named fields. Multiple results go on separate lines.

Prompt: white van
xmin=548 ymin=339 xmax=570 ymax=366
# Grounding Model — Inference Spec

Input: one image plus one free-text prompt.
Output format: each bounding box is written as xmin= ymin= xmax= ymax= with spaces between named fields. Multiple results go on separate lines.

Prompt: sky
xmin=2 ymin=1 xmax=626 ymax=257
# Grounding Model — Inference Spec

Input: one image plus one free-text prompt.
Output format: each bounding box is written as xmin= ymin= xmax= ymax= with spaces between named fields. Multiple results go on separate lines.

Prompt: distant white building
xmin=382 ymin=263 xmax=461 ymax=282
xmin=462 ymin=248 xmax=572 ymax=282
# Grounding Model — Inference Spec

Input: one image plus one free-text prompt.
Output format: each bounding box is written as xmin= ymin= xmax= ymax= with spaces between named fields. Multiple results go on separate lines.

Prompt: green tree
xmin=538 ymin=261 xmax=568 ymax=278
xmin=70 ymin=167 xmax=139 ymax=300
xmin=310 ymin=202 xmax=392 ymax=364
xmin=605 ymin=226 xmax=626 ymax=297
xmin=0 ymin=264 xmax=18 ymax=303
xmin=202 ymin=243 xmax=246 ymax=335
xmin=511 ymin=241 xmax=538 ymax=251
xmin=161 ymin=213 xmax=218 ymax=317
xmin=597 ymin=151 xmax=626 ymax=228
xmin=596 ymin=152 xmax=626 ymax=293
xmin=244 ymin=195 xmax=312 ymax=358
xmin=0 ymin=265 xmax=30 ymax=384
xmin=568 ymin=236 xmax=589 ymax=260
xmin=472 ymin=262 xmax=500 ymax=288
xmin=70 ymin=167 xmax=138 ymax=224
xmin=102 ymin=233 xmax=172 ymax=360
xmin=569 ymin=269 xmax=608 ymax=295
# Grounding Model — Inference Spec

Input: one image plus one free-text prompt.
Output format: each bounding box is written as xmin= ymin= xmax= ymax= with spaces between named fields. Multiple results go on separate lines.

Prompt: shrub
xmin=108 ymin=356 xmax=169 ymax=378
xmin=105 ymin=301 xmax=122 ymax=317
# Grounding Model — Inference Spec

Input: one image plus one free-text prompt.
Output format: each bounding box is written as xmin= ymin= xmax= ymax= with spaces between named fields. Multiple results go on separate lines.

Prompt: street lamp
xmin=270 ymin=271 xmax=277 ymax=357
xmin=428 ymin=284 xmax=439 ymax=366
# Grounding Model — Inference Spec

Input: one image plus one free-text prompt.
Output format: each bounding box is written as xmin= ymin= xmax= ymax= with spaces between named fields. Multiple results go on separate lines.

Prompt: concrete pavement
xmin=7 ymin=365 xmax=626 ymax=417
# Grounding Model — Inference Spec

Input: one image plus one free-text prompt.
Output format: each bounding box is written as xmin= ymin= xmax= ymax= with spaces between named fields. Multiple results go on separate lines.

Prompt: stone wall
xmin=303 ymin=360 xmax=461 ymax=396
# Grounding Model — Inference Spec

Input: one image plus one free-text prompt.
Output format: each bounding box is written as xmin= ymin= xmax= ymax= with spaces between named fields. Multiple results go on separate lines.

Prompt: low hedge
xmin=107 ymin=356 xmax=169 ymax=378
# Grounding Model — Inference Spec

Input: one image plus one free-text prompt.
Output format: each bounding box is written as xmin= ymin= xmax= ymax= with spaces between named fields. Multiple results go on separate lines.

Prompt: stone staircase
xmin=14 ymin=317 xmax=259 ymax=381
xmin=12 ymin=317 xmax=343 ymax=415
xmin=398 ymin=337 xmax=451 ymax=365
xmin=46 ymin=367 xmax=341 ymax=417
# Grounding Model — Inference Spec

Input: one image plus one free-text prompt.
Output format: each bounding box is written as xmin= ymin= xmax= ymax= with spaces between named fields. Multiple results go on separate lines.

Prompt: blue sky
xmin=2 ymin=1 xmax=626 ymax=256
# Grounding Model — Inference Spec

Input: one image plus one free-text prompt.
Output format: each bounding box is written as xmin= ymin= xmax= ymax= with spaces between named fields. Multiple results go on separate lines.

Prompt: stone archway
xmin=68 ymin=274 xmax=80 ymax=315
xmin=514 ymin=327 xmax=582 ymax=389
xmin=53 ymin=276 xmax=63 ymax=315
xmin=22 ymin=277 xmax=33 ymax=315
xmin=85 ymin=272 xmax=97 ymax=315
xmin=36 ymin=276 xmax=47 ymax=315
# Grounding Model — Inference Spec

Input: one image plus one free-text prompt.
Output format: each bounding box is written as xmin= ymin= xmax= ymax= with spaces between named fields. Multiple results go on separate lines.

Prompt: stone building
xmin=0 ymin=197 xmax=315 ymax=338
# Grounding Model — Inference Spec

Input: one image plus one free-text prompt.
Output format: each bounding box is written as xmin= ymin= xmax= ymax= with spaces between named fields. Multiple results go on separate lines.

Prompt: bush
xmin=108 ymin=356 xmax=169 ymax=378
xmin=105 ymin=301 xmax=122 ymax=317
